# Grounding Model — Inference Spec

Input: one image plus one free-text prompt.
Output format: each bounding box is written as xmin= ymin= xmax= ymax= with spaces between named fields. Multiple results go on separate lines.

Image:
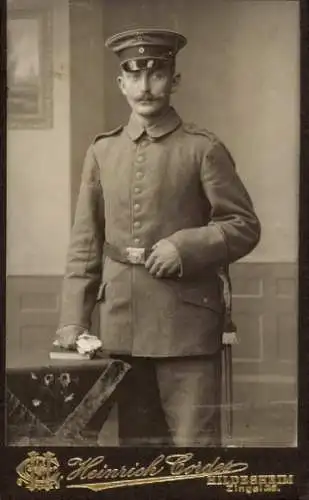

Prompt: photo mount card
xmin=1 ymin=0 xmax=309 ymax=499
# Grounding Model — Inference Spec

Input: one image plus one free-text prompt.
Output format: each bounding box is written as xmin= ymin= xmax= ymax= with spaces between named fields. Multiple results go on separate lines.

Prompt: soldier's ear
xmin=117 ymin=75 xmax=127 ymax=96
xmin=171 ymin=72 xmax=181 ymax=94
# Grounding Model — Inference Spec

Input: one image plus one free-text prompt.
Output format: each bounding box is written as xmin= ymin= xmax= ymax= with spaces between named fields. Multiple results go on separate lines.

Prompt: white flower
xmin=59 ymin=373 xmax=71 ymax=386
xmin=76 ymin=333 xmax=102 ymax=354
xmin=44 ymin=374 xmax=54 ymax=385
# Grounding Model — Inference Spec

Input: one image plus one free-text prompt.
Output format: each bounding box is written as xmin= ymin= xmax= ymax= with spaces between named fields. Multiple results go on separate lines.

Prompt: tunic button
xmin=134 ymin=203 xmax=140 ymax=211
xmin=140 ymin=141 xmax=148 ymax=148
xmin=203 ymin=297 xmax=208 ymax=304
xmin=133 ymin=221 xmax=141 ymax=228
xmin=134 ymin=237 xmax=140 ymax=244
xmin=136 ymin=171 xmax=143 ymax=179
xmin=136 ymin=154 xmax=145 ymax=163
xmin=134 ymin=187 xmax=141 ymax=194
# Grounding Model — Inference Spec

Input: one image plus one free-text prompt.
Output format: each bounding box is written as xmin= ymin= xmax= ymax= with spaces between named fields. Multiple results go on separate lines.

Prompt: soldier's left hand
xmin=145 ymin=239 xmax=181 ymax=278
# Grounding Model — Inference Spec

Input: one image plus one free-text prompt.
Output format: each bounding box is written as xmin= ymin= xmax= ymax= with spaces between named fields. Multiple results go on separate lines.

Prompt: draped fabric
xmin=6 ymin=359 xmax=130 ymax=446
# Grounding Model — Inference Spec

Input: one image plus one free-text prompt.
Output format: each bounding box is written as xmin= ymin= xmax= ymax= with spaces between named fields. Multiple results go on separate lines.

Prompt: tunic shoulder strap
xmin=93 ymin=125 xmax=123 ymax=143
xmin=183 ymin=122 xmax=217 ymax=142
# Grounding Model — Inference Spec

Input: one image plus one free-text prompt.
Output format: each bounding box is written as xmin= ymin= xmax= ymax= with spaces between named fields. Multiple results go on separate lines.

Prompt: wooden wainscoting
xmin=5 ymin=276 xmax=100 ymax=365
xmin=6 ymin=262 xmax=298 ymax=446
xmin=6 ymin=276 xmax=63 ymax=361
xmin=228 ymin=262 xmax=297 ymax=446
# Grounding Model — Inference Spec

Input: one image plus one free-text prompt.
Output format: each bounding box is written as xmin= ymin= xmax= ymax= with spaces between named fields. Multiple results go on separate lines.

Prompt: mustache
xmin=136 ymin=93 xmax=155 ymax=101
xmin=136 ymin=91 xmax=168 ymax=102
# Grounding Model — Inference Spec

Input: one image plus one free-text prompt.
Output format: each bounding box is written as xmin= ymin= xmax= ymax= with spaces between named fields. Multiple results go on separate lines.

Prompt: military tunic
xmin=60 ymin=106 xmax=260 ymax=358
xmin=59 ymin=106 xmax=260 ymax=445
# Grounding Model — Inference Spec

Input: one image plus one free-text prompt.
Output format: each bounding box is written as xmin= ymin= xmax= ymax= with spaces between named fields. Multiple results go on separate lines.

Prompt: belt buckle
xmin=126 ymin=247 xmax=145 ymax=265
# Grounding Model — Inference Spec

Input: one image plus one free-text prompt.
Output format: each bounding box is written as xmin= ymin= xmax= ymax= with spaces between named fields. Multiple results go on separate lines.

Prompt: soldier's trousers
xmin=114 ymin=351 xmax=222 ymax=447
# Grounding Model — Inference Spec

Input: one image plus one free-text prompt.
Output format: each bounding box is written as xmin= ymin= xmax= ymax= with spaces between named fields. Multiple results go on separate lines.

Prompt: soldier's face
xmin=117 ymin=65 xmax=180 ymax=118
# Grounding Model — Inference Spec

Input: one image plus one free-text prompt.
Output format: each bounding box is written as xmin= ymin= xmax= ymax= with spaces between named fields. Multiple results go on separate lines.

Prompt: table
xmin=6 ymin=349 xmax=130 ymax=446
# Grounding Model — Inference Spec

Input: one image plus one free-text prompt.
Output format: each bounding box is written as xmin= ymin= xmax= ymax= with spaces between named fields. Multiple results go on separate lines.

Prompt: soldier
xmin=56 ymin=28 xmax=261 ymax=446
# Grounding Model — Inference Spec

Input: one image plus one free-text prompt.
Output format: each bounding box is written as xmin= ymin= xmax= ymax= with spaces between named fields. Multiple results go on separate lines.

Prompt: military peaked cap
xmin=105 ymin=28 xmax=187 ymax=71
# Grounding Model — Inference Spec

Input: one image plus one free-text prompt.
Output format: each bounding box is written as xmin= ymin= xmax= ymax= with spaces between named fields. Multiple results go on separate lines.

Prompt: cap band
xmin=122 ymin=58 xmax=173 ymax=72
xmin=118 ymin=44 xmax=174 ymax=65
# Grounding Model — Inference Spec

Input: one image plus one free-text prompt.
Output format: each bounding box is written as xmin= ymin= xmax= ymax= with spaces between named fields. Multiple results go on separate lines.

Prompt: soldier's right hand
xmin=54 ymin=325 xmax=87 ymax=349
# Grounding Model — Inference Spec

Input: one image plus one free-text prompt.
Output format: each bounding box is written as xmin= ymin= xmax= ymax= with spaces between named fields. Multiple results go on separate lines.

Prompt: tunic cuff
xmin=167 ymin=223 xmax=228 ymax=277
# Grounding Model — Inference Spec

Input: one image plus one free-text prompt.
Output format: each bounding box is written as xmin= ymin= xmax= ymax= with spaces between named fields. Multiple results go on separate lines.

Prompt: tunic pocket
xmin=179 ymin=288 xmax=223 ymax=314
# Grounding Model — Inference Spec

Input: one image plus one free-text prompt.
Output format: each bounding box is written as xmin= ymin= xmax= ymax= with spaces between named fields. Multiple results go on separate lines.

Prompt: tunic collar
xmin=126 ymin=107 xmax=182 ymax=141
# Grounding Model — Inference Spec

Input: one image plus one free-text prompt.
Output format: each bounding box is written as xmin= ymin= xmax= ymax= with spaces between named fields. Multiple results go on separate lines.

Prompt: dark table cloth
xmin=6 ymin=349 xmax=130 ymax=446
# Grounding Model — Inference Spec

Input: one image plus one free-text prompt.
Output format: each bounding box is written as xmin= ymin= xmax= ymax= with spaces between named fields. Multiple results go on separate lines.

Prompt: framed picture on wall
xmin=2 ymin=0 xmax=309 ymax=499
xmin=7 ymin=0 xmax=53 ymax=129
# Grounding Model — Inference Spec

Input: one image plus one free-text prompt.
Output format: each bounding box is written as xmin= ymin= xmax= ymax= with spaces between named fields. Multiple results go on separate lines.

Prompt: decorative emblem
xmin=16 ymin=451 xmax=63 ymax=492
xmin=139 ymin=47 xmax=145 ymax=54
